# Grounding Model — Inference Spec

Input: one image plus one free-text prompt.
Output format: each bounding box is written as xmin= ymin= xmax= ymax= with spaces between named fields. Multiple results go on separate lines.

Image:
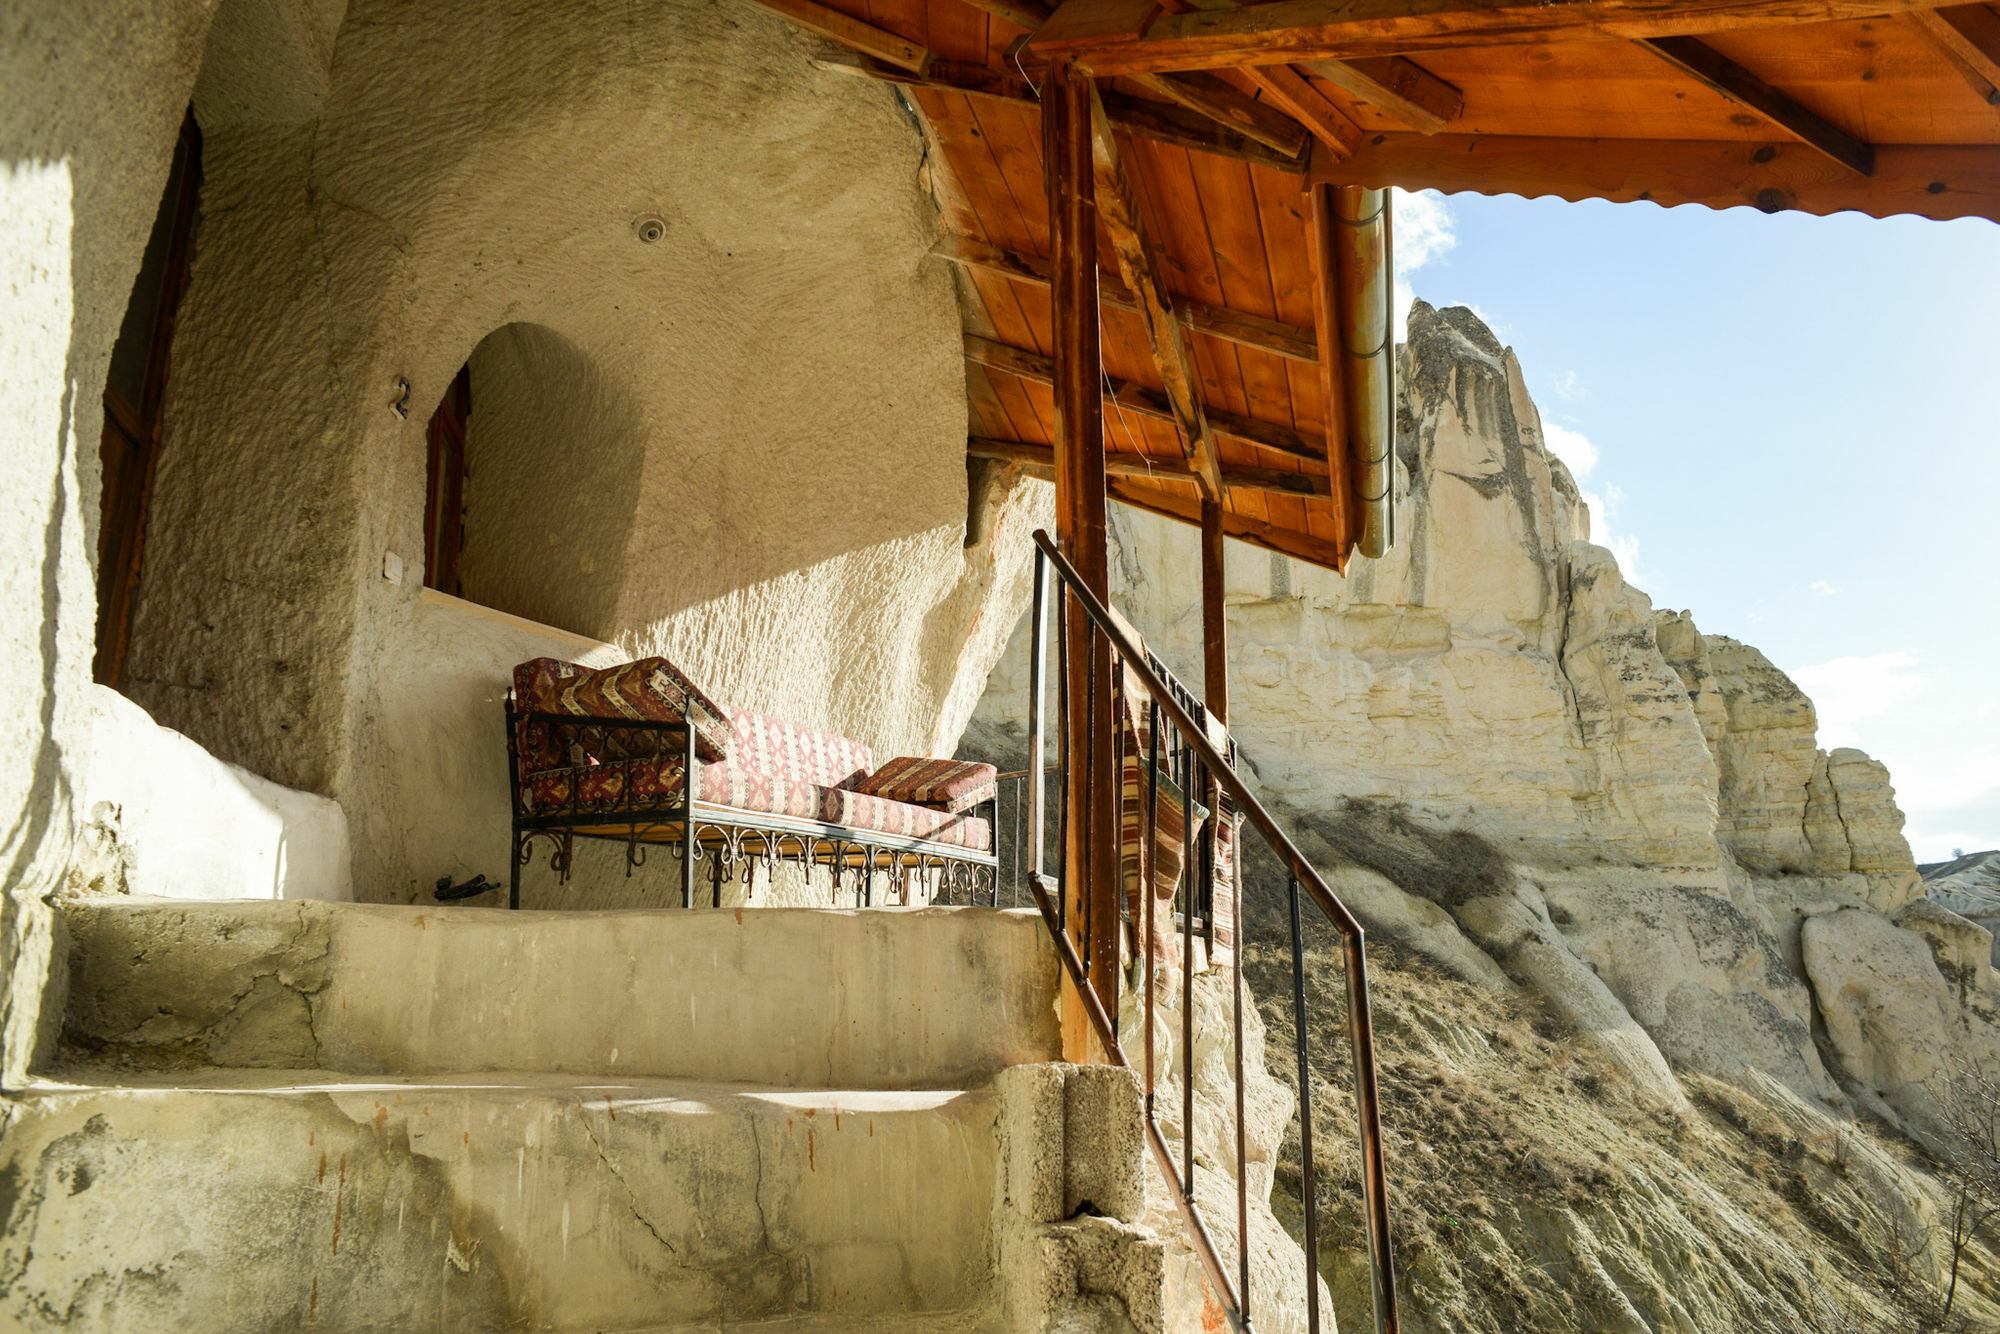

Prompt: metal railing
xmin=1022 ymin=529 xmax=1398 ymax=1334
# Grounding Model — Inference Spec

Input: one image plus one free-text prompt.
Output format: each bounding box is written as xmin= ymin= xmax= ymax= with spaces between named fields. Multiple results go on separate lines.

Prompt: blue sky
xmin=1391 ymin=188 xmax=2000 ymax=864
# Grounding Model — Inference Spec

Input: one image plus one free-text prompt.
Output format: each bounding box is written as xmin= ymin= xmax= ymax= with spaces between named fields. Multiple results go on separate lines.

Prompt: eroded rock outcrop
xmin=962 ymin=300 xmax=1988 ymax=1331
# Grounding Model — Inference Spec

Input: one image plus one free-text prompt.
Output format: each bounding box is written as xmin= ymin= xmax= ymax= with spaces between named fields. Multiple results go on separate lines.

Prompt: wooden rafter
xmin=931 ymin=234 xmax=1321 ymax=362
xmin=1106 ymin=473 xmax=1348 ymax=568
xmin=1911 ymin=5 xmax=2000 ymax=102
xmin=1028 ymin=0 xmax=1972 ymax=73
xmin=1135 ymin=71 xmax=1313 ymax=157
xmin=818 ymin=56 xmax=1310 ymax=172
xmin=744 ymin=0 xmax=927 ymax=70
xmin=964 ymin=334 xmax=1323 ymax=462
xmin=1300 ymin=57 xmax=1463 ymax=134
xmin=1239 ymin=64 xmax=1364 ymax=157
xmin=1312 ymin=133 xmax=2000 ymax=222
xmin=1087 ymin=85 xmax=1225 ymax=498
xmin=970 ymin=436 xmax=1331 ymax=497
xmin=1640 ymin=36 xmax=1873 ymax=174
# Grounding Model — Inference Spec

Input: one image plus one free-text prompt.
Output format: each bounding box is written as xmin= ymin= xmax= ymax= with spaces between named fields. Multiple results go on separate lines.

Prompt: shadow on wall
xmin=453 ymin=322 xmax=645 ymax=641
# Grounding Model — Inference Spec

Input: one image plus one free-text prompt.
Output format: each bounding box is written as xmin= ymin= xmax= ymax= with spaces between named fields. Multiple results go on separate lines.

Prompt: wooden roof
xmin=758 ymin=0 xmax=2000 ymax=567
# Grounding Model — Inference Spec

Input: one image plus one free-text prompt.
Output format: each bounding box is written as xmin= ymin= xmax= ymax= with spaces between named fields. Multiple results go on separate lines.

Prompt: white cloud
xmin=1543 ymin=422 xmax=1599 ymax=478
xmin=1552 ymin=370 xmax=1587 ymax=401
xmin=1810 ymin=580 xmax=1838 ymax=597
xmin=1577 ymin=481 xmax=1646 ymax=588
xmin=1391 ymin=188 xmax=1454 ymax=341
xmin=1789 ymin=652 xmax=1930 ymax=749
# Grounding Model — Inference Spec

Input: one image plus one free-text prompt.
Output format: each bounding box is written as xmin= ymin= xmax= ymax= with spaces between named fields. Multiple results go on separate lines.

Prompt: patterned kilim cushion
xmin=521 ymin=753 xmax=991 ymax=851
xmin=846 ymin=756 xmax=998 ymax=814
xmin=513 ymin=657 xmax=732 ymax=762
xmin=728 ymin=711 xmax=873 ymax=790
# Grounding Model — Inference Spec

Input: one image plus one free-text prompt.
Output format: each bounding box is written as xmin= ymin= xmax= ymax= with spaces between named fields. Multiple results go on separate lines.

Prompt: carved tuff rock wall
xmin=2 ymin=0 xmax=1048 ymax=1072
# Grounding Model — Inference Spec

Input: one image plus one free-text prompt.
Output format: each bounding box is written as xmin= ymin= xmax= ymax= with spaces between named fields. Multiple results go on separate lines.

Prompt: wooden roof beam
xmin=1299 ymin=57 xmax=1462 ymax=134
xmin=931 ymin=234 xmax=1320 ymax=362
xmin=1107 ymin=474 xmax=1349 ymax=569
xmin=1087 ymin=84 xmax=1225 ymax=499
xmin=1028 ymin=0 xmax=1972 ymax=73
xmin=1134 ymin=71 xmax=1314 ymax=157
xmin=1639 ymin=37 xmax=1872 ymax=174
xmin=971 ymin=436 xmax=1330 ymax=497
xmin=818 ymin=56 xmax=1309 ymax=172
xmin=1911 ymin=5 xmax=2000 ymax=103
xmin=964 ymin=333 xmax=1324 ymax=461
xmin=1171 ymin=0 xmax=1462 ymax=131
xmin=744 ymin=0 xmax=927 ymax=71
xmin=1311 ymin=132 xmax=2000 ymax=223
xmin=1239 ymin=64 xmax=1364 ymax=157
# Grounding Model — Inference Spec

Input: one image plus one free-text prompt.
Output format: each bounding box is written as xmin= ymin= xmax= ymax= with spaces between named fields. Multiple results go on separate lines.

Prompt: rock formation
xmin=962 ymin=301 xmax=2000 ymax=1331
xmin=1925 ymin=850 xmax=2000 ymax=962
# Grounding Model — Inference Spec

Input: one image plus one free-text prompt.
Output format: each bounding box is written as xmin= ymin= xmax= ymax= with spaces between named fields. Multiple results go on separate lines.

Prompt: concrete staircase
xmin=0 ymin=900 xmax=1110 ymax=1333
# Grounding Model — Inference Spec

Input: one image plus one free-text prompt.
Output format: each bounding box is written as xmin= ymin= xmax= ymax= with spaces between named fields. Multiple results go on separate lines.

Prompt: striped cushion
xmin=514 ymin=657 xmax=732 ymax=762
xmin=847 ymin=756 xmax=998 ymax=814
xmin=728 ymin=711 xmax=873 ymax=790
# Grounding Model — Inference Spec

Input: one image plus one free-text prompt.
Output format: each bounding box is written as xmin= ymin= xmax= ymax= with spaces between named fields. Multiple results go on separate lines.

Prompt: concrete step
xmin=57 ymin=900 xmax=1060 ymax=1088
xmin=1 ymin=1068 xmax=1003 ymax=1333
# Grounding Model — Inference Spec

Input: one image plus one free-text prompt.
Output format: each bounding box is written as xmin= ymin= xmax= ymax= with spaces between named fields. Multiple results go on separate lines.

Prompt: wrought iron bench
xmin=504 ymin=657 xmax=998 ymax=909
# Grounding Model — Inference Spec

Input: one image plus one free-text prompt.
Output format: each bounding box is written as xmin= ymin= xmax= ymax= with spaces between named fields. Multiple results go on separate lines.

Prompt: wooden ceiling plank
xmin=965 ymin=333 xmax=1325 ymax=460
xmin=972 ymin=435 xmax=1331 ymax=495
xmin=1311 ymin=132 xmax=2000 ymax=222
xmin=1029 ymin=0 xmax=1974 ymax=72
xmin=1301 ymin=57 xmax=1463 ymax=133
xmin=745 ymin=0 xmax=928 ymax=70
xmin=1911 ymin=5 xmax=2000 ymax=98
xmin=1640 ymin=36 xmax=1874 ymax=174
xmin=958 ymin=0 xmax=1053 ymax=33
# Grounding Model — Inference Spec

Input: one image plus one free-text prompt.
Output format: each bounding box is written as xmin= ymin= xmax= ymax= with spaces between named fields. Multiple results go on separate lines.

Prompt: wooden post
xmin=1200 ymin=498 xmax=1228 ymax=728
xmin=1047 ymin=58 xmax=1119 ymax=1062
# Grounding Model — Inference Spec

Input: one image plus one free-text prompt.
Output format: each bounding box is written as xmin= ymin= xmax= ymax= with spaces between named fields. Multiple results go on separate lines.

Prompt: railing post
xmin=1029 ymin=550 xmax=1048 ymax=883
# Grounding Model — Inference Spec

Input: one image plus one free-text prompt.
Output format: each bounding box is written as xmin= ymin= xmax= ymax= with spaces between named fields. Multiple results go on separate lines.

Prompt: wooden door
xmin=95 ymin=111 xmax=201 ymax=687
xmin=423 ymin=364 xmax=471 ymax=595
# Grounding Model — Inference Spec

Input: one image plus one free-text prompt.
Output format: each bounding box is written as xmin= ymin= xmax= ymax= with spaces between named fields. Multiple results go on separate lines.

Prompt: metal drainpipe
xmin=1333 ymin=185 xmax=1395 ymax=559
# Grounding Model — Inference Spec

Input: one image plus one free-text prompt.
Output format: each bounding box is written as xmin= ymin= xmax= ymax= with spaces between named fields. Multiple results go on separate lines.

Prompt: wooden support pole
xmin=1047 ymin=58 xmax=1118 ymax=1063
xmin=1200 ymin=499 xmax=1229 ymax=727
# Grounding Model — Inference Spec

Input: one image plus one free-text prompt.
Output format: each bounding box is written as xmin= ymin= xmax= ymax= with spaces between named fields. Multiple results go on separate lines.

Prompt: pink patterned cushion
xmin=728 ymin=711 xmax=873 ymax=789
xmin=513 ymin=657 xmax=732 ymax=762
xmin=847 ymin=756 xmax=997 ymax=814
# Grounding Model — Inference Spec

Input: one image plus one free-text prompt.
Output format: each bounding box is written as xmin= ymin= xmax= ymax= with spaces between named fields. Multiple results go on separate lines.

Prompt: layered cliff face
xmin=963 ymin=301 xmax=1999 ymax=1331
